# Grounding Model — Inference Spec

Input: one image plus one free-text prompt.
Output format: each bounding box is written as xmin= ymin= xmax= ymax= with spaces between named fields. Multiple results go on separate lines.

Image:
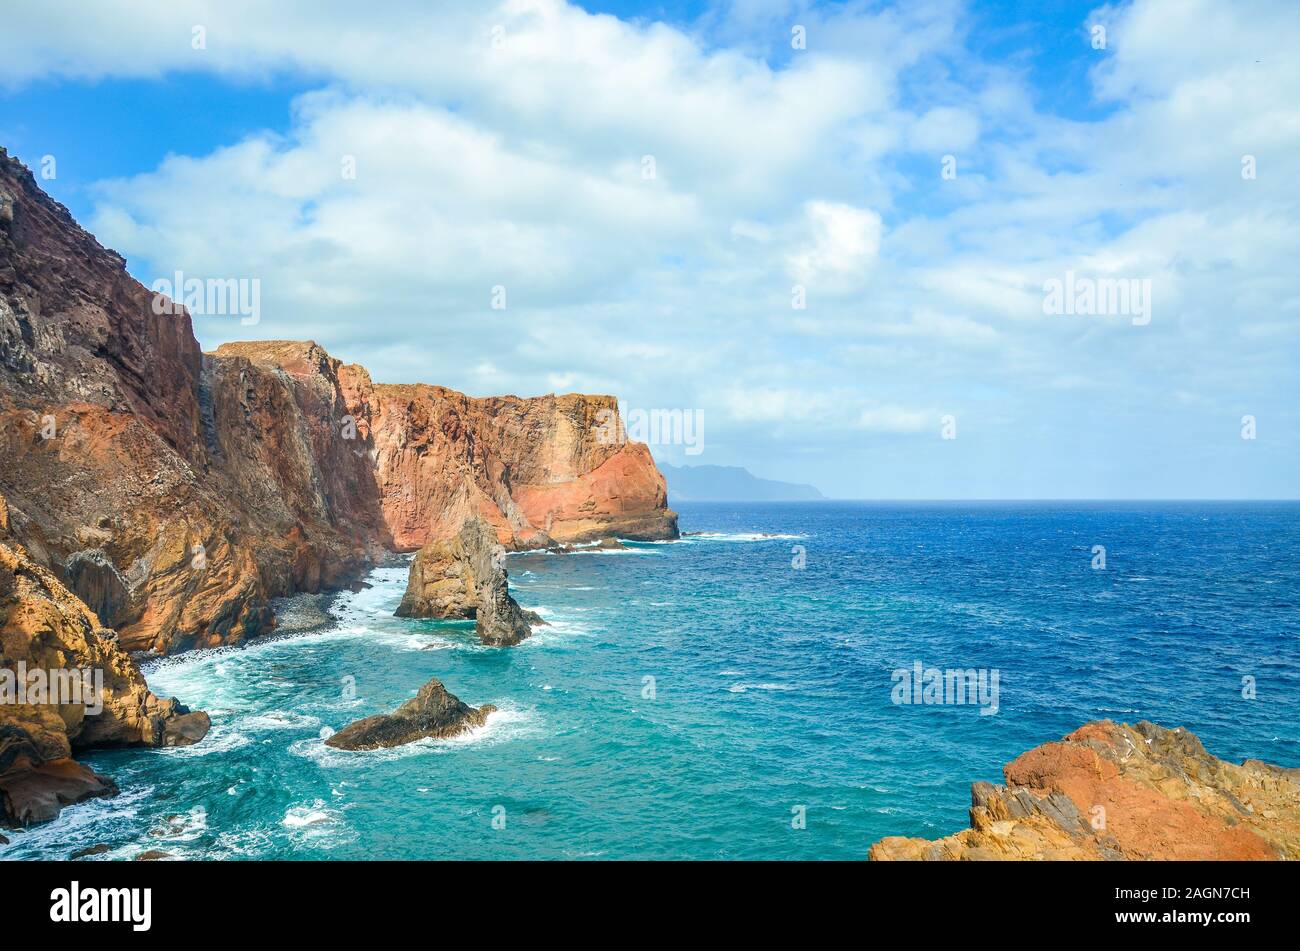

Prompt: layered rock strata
xmin=0 ymin=147 xmax=676 ymax=655
xmin=1 ymin=494 xmax=209 ymax=826
xmin=325 ymin=677 xmax=494 ymax=750
xmin=395 ymin=518 xmax=540 ymax=646
xmin=0 ymin=144 xmax=673 ymax=827
xmin=869 ymin=720 xmax=1300 ymax=860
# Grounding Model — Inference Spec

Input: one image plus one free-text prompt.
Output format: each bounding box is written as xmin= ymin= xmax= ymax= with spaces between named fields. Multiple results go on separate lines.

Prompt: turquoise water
xmin=5 ymin=501 xmax=1299 ymax=860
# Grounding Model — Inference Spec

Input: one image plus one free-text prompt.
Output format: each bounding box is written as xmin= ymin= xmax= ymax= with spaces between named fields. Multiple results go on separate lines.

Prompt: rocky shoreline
xmin=869 ymin=720 xmax=1300 ymax=860
xmin=1 ymin=503 xmax=210 ymax=827
xmin=0 ymin=147 xmax=677 ymax=829
xmin=0 ymin=147 xmax=677 ymax=659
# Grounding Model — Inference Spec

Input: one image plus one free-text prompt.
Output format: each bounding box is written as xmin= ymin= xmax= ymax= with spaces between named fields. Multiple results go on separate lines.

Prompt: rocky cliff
xmin=869 ymin=720 xmax=1300 ymax=860
xmin=0 ymin=144 xmax=673 ymax=827
xmin=0 ymin=147 xmax=676 ymax=656
xmin=1 ymin=491 xmax=209 ymax=826
xmin=345 ymin=377 xmax=678 ymax=551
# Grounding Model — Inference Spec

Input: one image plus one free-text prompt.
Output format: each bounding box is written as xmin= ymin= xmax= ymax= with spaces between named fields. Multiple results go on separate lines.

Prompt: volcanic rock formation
xmin=0 ymin=147 xmax=676 ymax=655
xmin=395 ymin=517 xmax=540 ymax=646
xmin=1 ymin=494 xmax=209 ymax=826
xmin=0 ymin=144 xmax=675 ymax=827
xmin=324 ymin=677 xmax=495 ymax=751
xmin=869 ymin=720 xmax=1300 ymax=860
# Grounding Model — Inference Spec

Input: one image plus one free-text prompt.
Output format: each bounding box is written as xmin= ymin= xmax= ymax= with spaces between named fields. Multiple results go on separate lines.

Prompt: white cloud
xmin=786 ymin=201 xmax=883 ymax=289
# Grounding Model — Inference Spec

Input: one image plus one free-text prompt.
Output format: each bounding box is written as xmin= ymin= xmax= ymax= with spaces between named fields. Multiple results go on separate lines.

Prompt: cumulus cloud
xmin=787 ymin=201 xmax=883 ymax=289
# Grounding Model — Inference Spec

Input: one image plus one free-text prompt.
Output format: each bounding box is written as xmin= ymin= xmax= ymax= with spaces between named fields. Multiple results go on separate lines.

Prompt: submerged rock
xmin=869 ymin=720 xmax=1300 ymax=860
xmin=324 ymin=677 xmax=495 ymax=751
xmin=70 ymin=843 xmax=112 ymax=859
xmin=396 ymin=518 xmax=538 ymax=646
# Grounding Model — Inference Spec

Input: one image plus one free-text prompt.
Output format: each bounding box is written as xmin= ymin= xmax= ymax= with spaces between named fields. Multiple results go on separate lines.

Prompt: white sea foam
xmin=521 ymin=615 xmax=594 ymax=646
xmin=148 ymin=806 xmax=209 ymax=842
xmin=0 ymin=785 xmax=154 ymax=860
xmin=243 ymin=711 xmax=322 ymax=732
xmin=213 ymin=827 xmax=276 ymax=858
xmin=159 ymin=726 xmax=252 ymax=757
xmin=283 ymin=801 xmax=336 ymax=828
xmin=281 ymin=800 xmax=356 ymax=850
xmin=727 ymin=683 xmax=795 ymax=694
xmin=686 ymin=532 xmax=806 ymax=542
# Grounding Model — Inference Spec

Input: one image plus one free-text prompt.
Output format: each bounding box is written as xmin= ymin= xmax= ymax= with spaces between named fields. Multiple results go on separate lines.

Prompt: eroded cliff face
xmin=869 ymin=721 xmax=1300 ymax=861
xmin=0 ymin=492 xmax=209 ymax=826
xmin=347 ymin=378 xmax=678 ymax=551
xmin=0 ymin=148 xmax=675 ymax=655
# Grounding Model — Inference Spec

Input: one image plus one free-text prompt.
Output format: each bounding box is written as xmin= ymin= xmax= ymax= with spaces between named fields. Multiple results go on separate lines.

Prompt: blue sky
xmin=1 ymin=0 xmax=1296 ymax=498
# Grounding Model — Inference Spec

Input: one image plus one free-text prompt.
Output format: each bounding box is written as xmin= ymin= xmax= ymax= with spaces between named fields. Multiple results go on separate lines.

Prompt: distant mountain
xmin=659 ymin=463 xmax=825 ymax=502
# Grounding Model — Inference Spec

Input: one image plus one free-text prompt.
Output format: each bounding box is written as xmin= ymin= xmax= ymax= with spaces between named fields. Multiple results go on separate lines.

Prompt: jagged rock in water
xmin=324 ymin=677 xmax=495 ymax=751
xmin=869 ymin=720 xmax=1300 ymax=860
xmin=396 ymin=517 xmax=538 ymax=646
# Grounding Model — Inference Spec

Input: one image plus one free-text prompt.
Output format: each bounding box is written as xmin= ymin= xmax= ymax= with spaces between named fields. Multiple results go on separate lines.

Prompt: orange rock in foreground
xmin=869 ymin=720 xmax=1300 ymax=860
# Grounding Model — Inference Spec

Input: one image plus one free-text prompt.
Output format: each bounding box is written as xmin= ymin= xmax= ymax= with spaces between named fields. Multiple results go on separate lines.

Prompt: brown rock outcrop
xmin=0 ymin=147 xmax=676 ymax=655
xmin=324 ymin=677 xmax=494 ymax=751
xmin=396 ymin=518 xmax=539 ymax=646
xmin=350 ymin=379 xmax=678 ymax=551
xmin=0 ymin=742 xmax=117 ymax=826
xmin=1 ymin=508 xmax=209 ymax=826
xmin=869 ymin=720 xmax=1300 ymax=860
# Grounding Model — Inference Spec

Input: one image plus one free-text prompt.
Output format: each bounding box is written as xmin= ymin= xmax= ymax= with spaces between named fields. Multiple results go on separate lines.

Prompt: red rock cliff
xmin=0 ymin=148 xmax=676 ymax=655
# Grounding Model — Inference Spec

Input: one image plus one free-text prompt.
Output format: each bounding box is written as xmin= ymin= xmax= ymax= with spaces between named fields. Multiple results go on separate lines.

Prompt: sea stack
xmin=324 ymin=677 xmax=495 ymax=751
xmin=869 ymin=720 xmax=1300 ymax=860
xmin=395 ymin=518 xmax=539 ymax=646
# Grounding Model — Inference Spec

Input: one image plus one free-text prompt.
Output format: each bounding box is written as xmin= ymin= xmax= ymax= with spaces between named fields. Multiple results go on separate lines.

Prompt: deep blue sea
xmin=5 ymin=502 xmax=1299 ymax=860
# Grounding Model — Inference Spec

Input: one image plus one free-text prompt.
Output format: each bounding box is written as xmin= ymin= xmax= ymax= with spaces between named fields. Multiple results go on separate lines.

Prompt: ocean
xmin=5 ymin=501 xmax=1298 ymax=860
